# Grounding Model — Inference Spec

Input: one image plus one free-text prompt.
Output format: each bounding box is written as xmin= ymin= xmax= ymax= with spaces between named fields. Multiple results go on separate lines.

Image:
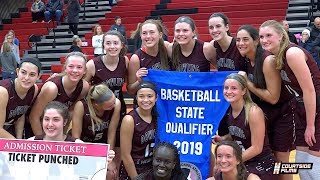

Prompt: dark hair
xmin=153 ymin=142 xmax=183 ymax=180
xmin=237 ymin=25 xmax=266 ymax=89
xmin=209 ymin=12 xmax=231 ymax=36
xmin=19 ymin=57 xmax=42 ymax=74
xmin=42 ymin=101 xmax=70 ymax=124
xmin=215 ymin=141 xmax=248 ymax=180
xmin=102 ymin=30 xmax=127 ymax=57
xmin=134 ymin=81 xmax=159 ymax=119
xmin=171 ymin=16 xmax=197 ymax=70
xmin=114 ymin=16 xmax=121 ymax=22
xmin=140 ymin=19 xmax=170 ymax=70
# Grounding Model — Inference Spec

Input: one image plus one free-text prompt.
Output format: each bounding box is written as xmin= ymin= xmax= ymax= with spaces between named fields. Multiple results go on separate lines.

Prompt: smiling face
xmin=16 ymin=62 xmax=40 ymax=90
xmin=64 ymin=56 xmax=86 ymax=82
xmin=141 ymin=23 xmax=162 ymax=49
xmin=259 ymin=26 xmax=283 ymax=54
xmin=42 ymin=108 xmax=65 ymax=141
xmin=115 ymin=18 xmax=121 ymax=25
xmin=208 ymin=16 xmax=229 ymax=41
xmin=216 ymin=145 xmax=240 ymax=173
xmin=223 ymin=79 xmax=246 ymax=104
xmin=103 ymin=34 xmax=123 ymax=57
xmin=153 ymin=146 xmax=176 ymax=179
xmin=236 ymin=29 xmax=258 ymax=58
xmin=136 ymin=88 xmax=157 ymax=111
xmin=98 ymin=94 xmax=116 ymax=111
xmin=174 ymin=22 xmax=195 ymax=45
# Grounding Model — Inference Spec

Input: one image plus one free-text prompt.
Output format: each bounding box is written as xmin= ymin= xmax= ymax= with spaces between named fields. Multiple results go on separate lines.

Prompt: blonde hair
xmin=61 ymin=52 xmax=87 ymax=76
xmin=72 ymin=35 xmax=81 ymax=45
xmin=4 ymin=34 xmax=13 ymax=43
xmin=86 ymin=83 xmax=114 ymax=132
xmin=225 ymin=73 xmax=255 ymax=125
xmin=130 ymin=22 xmax=142 ymax=39
xmin=260 ymin=20 xmax=289 ymax=69
xmin=93 ymin=25 xmax=103 ymax=36
xmin=2 ymin=42 xmax=12 ymax=54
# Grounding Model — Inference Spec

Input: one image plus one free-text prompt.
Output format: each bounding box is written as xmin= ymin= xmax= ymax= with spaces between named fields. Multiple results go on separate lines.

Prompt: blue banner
xmin=144 ymin=70 xmax=232 ymax=180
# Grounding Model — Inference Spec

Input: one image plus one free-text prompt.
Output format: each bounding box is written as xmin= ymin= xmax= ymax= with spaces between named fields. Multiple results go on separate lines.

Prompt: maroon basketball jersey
xmin=135 ymin=48 xmax=163 ymax=70
xmin=225 ymin=108 xmax=273 ymax=163
xmin=214 ymin=38 xmax=246 ymax=71
xmin=48 ymin=76 xmax=83 ymax=108
xmin=1 ymin=79 xmax=35 ymax=129
xmin=79 ymin=99 xmax=114 ymax=143
xmin=245 ymin=51 xmax=294 ymax=123
xmin=281 ymin=44 xmax=320 ymax=96
xmin=90 ymin=56 xmax=127 ymax=116
xmin=119 ymin=109 xmax=156 ymax=179
xmin=174 ymin=39 xmax=210 ymax=72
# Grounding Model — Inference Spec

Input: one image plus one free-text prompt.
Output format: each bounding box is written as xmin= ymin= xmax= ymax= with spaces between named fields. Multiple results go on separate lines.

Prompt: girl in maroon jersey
xmin=208 ymin=12 xmax=246 ymax=71
xmin=29 ymin=52 xmax=90 ymax=136
xmin=207 ymin=141 xmax=260 ymax=180
xmin=213 ymin=73 xmax=276 ymax=179
xmin=71 ymin=83 xmax=121 ymax=179
xmin=127 ymin=19 xmax=170 ymax=94
xmin=236 ymin=25 xmax=295 ymax=180
xmin=260 ymin=20 xmax=320 ymax=179
xmin=165 ymin=16 xmax=216 ymax=72
xmin=119 ymin=81 xmax=158 ymax=179
xmin=29 ymin=101 xmax=116 ymax=178
xmin=85 ymin=30 xmax=128 ymax=120
xmin=0 ymin=57 xmax=41 ymax=139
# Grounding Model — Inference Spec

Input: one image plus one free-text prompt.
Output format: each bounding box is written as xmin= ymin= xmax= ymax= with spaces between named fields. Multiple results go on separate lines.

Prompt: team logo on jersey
xmin=181 ymin=162 xmax=202 ymax=180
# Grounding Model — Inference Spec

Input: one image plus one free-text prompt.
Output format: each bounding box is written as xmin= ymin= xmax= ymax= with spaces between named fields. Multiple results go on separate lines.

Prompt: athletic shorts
xmin=265 ymin=98 xmax=296 ymax=152
xmin=245 ymin=154 xmax=278 ymax=180
xmin=295 ymin=96 xmax=320 ymax=151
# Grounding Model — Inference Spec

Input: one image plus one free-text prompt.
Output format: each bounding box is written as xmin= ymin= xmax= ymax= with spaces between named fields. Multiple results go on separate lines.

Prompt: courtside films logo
xmin=273 ymin=163 xmax=313 ymax=174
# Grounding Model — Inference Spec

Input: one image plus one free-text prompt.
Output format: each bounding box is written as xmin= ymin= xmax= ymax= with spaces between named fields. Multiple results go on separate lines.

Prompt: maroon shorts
xmin=265 ymin=98 xmax=296 ymax=152
xmin=295 ymin=96 xmax=320 ymax=151
xmin=245 ymin=154 xmax=278 ymax=180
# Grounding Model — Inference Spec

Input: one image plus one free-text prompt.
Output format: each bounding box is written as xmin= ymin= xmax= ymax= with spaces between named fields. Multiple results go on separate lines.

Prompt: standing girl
xmin=0 ymin=42 xmax=17 ymax=79
xmin=67 ymin=0 xmax=81 ymax=35
xmin=85 ymin=30 xmax=128 ymax=120
xmin=71 ymin=83 xmax=121 ymax=179
xmin=259 ymin=20 xmax=320 ymax=179
xmin=127 ymin=19 xmax=170 ymax=94
xmin=119 ymin=81 xmax=158 ymax=179
xmin=0 ymin=57 xmax=41 ymax=138
xmin=166 ymin=16 xmax=216 ymax=72
xmin=92 ymin=25 xmax=104 ymax=57
xmin=1 ymin=33 xmax=20 ymax=64
xmin=29 ymin=52 xmax=89 ymax=136
xmin=236 ymin=25 xmax=295 ymax=180
xmin=208 ymin=12 xmax=246 ymax=71
xmin=213 ymin=73 xmax=276 ymax=179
